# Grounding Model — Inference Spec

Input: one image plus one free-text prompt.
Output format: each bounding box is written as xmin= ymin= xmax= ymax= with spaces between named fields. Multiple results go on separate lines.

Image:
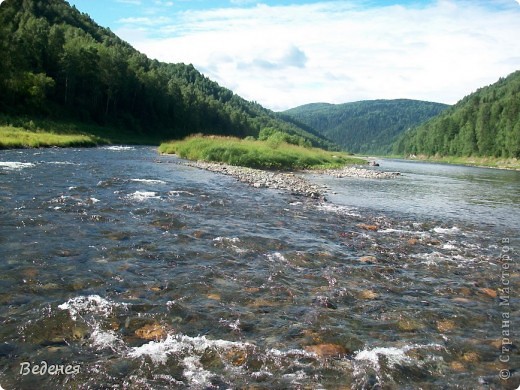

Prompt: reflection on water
xmin=310 ymin=159 xmax=520 ymax=231
xmin=0 ymin=147 xmax=518 ymax=389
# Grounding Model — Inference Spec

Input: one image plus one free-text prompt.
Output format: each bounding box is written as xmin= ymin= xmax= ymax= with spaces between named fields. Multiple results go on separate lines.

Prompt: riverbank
xmin=0 ymin=116 xmax=163 ymax=149
xmin=387 ymin=154 xmax=520 ymax=171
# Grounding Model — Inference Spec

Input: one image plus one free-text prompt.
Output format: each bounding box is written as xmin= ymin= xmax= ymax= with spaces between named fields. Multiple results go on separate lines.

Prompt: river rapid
xmin=0 ymin=147 xmax=518 ymax=389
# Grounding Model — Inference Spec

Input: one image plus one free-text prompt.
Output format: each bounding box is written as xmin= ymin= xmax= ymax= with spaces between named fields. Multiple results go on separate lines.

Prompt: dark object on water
xmin=369 ymin=161 xmax=380 ymax=167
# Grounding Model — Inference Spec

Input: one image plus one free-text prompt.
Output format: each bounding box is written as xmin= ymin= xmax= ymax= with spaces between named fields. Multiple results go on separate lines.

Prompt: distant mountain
xmin=394 ymin=71 xmax=520 ymax=158
xmin=0 ymin=0 xmax=334 ymax=148
xmin=282 ymin=99 xmax=449 ymax=154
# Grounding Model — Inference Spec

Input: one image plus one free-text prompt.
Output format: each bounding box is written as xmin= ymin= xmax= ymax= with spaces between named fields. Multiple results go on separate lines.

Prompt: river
xmin=0 ymin=147 xmax=518 ymax=389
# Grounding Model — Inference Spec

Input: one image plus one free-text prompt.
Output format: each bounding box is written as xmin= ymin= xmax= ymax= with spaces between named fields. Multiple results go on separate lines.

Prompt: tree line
xmin=394 ymin=71 xmax=520 ymax=158
xmin=0 ymin=0 xmax=333 ymax=148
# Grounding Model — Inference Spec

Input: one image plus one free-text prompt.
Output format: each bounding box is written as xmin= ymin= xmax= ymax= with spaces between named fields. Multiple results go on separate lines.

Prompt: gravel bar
xmin=184 ymin=161 xmax=400 ymax=200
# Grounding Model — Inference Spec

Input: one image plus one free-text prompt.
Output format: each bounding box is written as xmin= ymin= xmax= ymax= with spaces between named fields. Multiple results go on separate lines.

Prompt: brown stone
xmin=224 ymin=348 xmax=247 ymax=366
xmin=479 ymin=288 xmax=497 ymax=298
xmin=359 ymin=290 xmax=378 ymax=299
xmin=305 ymin=343 xmax=348 ymax=358
xmin=462 ymin=351 xmax=479 ymax=363
xmin=407 ymin=238 xmax=419 ymax=245
xmin=357 ymin=224 xmax=378 ymax=231
xmin=397 ymin=319 xmax=424 ymax=332
xmin=450 ymin=361 xmax=465 ymax=371
xmin=437 ymin=320 xmax=456 ymax=333
xmin=359 ymin=256 xmax=377 ymax=263
xmin=135 ymin=323 xmax=168 ymax=341
xmin=207 ymin=293 xmax=221 ymax=301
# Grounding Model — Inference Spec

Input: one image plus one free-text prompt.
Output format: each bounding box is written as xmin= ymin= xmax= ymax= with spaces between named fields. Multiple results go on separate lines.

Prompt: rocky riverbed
xmin=315 ymin=165 xmax=401 ymax=179
xmin=184 ymin=161 xmax=325 ymax=199
xmin=184 ymin=160 xmax=400 ymax=200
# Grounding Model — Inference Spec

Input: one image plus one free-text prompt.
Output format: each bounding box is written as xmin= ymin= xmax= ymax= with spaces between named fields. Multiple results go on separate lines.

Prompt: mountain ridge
xmin=283 ymin=99 xmax=449 ymax=155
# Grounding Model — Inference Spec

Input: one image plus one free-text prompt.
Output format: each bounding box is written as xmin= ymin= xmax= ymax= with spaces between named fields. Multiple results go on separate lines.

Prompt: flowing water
xmin=0 ymin=147 xmax=518 ymax=389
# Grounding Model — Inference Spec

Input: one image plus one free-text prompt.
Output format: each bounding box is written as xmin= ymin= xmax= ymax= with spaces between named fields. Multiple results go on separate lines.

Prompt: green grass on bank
xmin=0 ymin=125 xmax=104 ymax=148
xmin=159 ymin=135 xmax=365 ymax=170
xmin=0 ymin=116 xmax=164 ymax=149
xmin=407 ymin=155 xmax=520 ymax=170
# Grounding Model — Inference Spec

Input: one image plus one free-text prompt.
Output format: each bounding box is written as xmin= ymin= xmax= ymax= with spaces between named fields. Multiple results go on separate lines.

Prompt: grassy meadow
xmin=159 ymin=135 xmax=365 ymax=170
xmin=0 ymin=125 xmax=104 ymax=148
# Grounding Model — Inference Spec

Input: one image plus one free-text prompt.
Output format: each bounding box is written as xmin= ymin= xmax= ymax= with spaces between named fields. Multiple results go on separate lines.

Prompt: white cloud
xmin=116 ymin=0 xmax=141 ymax=4
xmin=117 ymin=16 xmax=172 ymax=25
xmin=116 ymin=0 xmax=520 ymax=111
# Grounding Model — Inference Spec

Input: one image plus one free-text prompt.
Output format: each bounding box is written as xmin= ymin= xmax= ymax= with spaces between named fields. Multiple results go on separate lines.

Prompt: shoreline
xmin=182 ymin=160 xmax=401 ymax=200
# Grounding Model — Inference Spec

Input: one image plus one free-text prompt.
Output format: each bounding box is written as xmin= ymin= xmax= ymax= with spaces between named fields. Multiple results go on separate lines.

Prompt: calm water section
xmin=0 ymin=147 xmax=518 ymax=389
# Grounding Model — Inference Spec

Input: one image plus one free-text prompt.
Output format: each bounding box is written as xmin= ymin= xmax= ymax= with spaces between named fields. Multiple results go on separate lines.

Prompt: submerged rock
xmin=312 ymin=296 xmax=338 ymax=309
xmin=357 ymin=223 xmax=379 ymax=232
xmin=359 ymin=256 xmax=377 ymax=263
xmin=134 ymin=323 xmax=168 ymax=341
xmin=359 ymin=290 xmax=379 ymax=300
xmin=478 ymin=288 xmax=497 ymax=298
xmin=436 ymin=319 xmax=456 ymax=333
xmin=304 ymin=343 xmax=348 ymax=358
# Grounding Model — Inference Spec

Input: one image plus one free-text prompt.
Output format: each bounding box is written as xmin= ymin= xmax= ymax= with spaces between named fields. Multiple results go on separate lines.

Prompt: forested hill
xmin=393 ymin=71 xmax=520 ymax=158
xmin=282 ymin=99 xmax=449 ymax=155
xmin=0 ymin=0 xmax=332 ymax=148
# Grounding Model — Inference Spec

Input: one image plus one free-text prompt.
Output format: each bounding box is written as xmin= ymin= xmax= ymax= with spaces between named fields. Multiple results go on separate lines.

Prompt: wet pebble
xmin=357 ymin=223 xmax=379 ymax=231
xmin=359 ymin=256 xmax=377 ymax=263
xmin=359 ymin=290 xmax=379 ymax=300
xmin=436 ymin=319 xmax=456 ymax=333
xmin=478 ymin=288 xmax=497 ymax=298
xmin=185 ymin=161 xmax=325 ymax=200
xmin=312 ymin=296 xmax=337 ymax=309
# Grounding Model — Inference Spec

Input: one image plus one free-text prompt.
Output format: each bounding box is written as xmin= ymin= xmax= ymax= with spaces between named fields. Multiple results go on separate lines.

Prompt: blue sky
xmin=65 ymin=0 xmax=520 ymax=110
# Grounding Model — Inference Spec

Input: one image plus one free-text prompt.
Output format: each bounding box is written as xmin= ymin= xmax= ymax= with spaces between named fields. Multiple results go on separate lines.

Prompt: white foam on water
xmin=182 ymin=356 xmax=214 ymax=388
xmin=413 ymin=251 xmax=457 ymax=266
xmin=213 ymin=236 xmax=247 ymax=254
xmin=103 ymin=146 xmax=135 ymax=151
xmin=47 ymin=161 xmax=79 ymax=166
xmin=0 ymin=161 xmax=35 ymax=170
xmin=168 ymin=190 xmax=195 ymax=196
xmin=91 ymin=326 xmax=124 ymax=352
xmin=412 ymin=251 xmax=474 ymax=266
xmin=127 ymin=191 xmax=160 ymax=201
xmin=353 ymin=343 xmax=444 ymax=373
xmin=131 ymin=179 xmax=167 ymax=185
xmin=378 ymin=228 xmax=428 ymax=237
xmin=213 ymin=237 xmax=240 ymax=243
xmin=442 ymin=242 xmax=458 ymax=250
xmin=267 ymin=252 xmax=286 ymax=263
xmin=433 ymin=226 xmax=461 ymax=235
xmin=316 ymin=203 xmax=361 ymax=217
xmin=58 ymin=295 xmax=127 ymax=321
xmin=354 ymin=346 xmax=412 ymax=370
xmin=127 ymin=333 xmax=252 ymax=365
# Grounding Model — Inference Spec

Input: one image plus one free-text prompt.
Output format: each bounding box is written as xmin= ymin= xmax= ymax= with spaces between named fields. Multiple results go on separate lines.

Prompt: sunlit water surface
xmin=0 ymin=147 xmax=518 ymax=389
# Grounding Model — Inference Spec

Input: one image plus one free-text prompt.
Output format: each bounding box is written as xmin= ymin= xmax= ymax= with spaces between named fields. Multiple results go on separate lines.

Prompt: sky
xmin=65 ymin=0 xmax=520 ymax=111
